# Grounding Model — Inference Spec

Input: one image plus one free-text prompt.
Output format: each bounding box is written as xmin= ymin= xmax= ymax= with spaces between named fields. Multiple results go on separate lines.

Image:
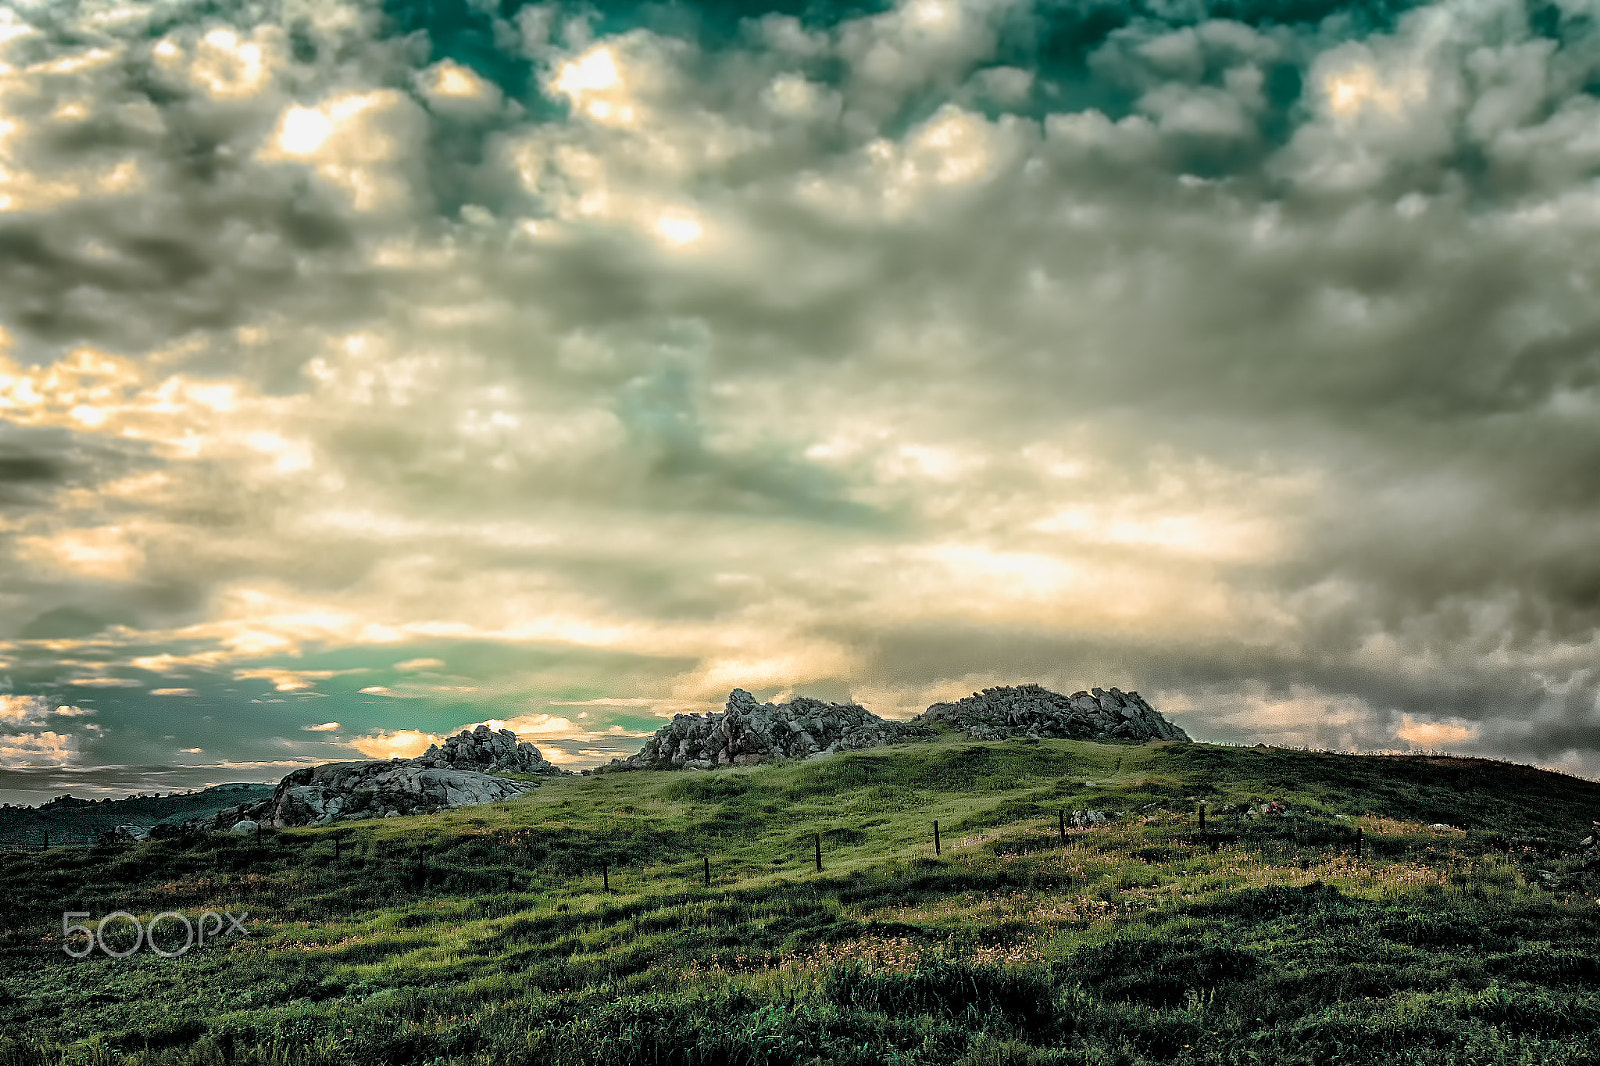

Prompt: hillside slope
xmin=0 ymin=784 xmax=276 ymax=848
xmin=1 ymin=739 xmax=1598 ymax=1065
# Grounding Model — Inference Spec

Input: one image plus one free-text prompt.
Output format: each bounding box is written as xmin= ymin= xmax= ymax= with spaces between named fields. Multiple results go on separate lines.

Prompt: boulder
xmin=230 ymin=820 xmax=260 ymax=835
xmin=263 ymin=760 xmax=544 ymax=827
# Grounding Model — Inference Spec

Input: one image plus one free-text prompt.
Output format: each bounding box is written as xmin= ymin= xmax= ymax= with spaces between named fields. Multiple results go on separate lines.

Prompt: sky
xmin=2 ymin=0 xmax=1600 ymax=803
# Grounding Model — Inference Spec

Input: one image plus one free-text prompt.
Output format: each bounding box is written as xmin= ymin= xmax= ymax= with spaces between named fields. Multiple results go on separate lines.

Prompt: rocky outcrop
xmin=914 ymin=685 xmax=1189 ymax=743
xmin=412 ymin=724 xmax=565 ymax=775
xmin=186 ymin=725 xmax=568 ymax=831
xmin=601 ymin=689 xmax=937 ymax=771
xmin=263 ymin=759 xmax=542 ymax=827
xmin=602 ymin=683 xmax=1188 ymax=772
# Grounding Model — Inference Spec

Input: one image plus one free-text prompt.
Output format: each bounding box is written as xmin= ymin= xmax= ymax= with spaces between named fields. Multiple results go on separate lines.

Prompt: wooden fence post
xmin=602 ymin=863 xmax=609 ymax=893
xmin=1058 ymin=810 xmax=1067 ymax=846
xmin=1356 ymin=827 xmax=1363 ymax=859
xmin=814 ymin=833 xmax=822 ymax=872
xmin=1198 ymin=805 xmax=1206 ymax=832
xmin=703 ymin=855 xmax=710 ymax=886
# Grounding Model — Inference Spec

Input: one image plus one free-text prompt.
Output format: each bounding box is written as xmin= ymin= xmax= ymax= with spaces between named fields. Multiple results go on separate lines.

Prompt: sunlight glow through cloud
xmin=653 ymin=214 xmax=704 ymax=245
xmin=274 ymin=106 xmax=335 ymax=156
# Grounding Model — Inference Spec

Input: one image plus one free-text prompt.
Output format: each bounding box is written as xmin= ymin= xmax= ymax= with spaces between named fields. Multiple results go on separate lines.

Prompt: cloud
xmin=0 ymin=0 xmax=1596 ymax=791
xmin=496 ymin=713 xmax=577 ymax=735
xmin=1396 ymin=714 xmax=1480 ymax=748
xmin=0 ymin=695 xmax=51 ymax=724
xmin=0 ymin=730 xmax=78 ymax=766
xmin=302 ymin=721 xmax=341 ymax=732
xmin=349 ymin=729 xmax=437 ymax=760
xmin=235 ymin=667 xmax=366 ymax=693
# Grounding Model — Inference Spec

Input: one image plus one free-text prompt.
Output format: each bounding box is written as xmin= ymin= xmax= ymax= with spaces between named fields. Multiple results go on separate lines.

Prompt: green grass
xmin=2 ymin=738 xmax=1598 ymax=1065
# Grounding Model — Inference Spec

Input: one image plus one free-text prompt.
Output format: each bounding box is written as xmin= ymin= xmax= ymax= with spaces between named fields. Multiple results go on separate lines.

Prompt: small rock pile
xmin=185 ymin=725 xmax=568 ymax=831
xmin=601 ymin=689 xmax=935 ymax=771
xmin=915 ymin=685 xmax=1190 ymax=743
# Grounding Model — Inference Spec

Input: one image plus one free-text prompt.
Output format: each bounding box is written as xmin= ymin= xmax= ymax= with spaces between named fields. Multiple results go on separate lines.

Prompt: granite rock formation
xmin=601 ymin=689 xmax=936 ymax=771
xmin=413 ymin=724 xmax=565 ymax=775
xmin=603 ymin=683 xmax=1188 ymax=772
xmin=186 ymin=725 xmax=568 ymax=831
xmin=914 ymin=685 xmax=1189 ymax=743
xmin=263 ymin=759 xmax=542 ymax=827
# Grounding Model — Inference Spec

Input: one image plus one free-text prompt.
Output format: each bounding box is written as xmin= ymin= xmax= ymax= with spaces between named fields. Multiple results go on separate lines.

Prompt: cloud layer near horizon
xmin=3 ymin=0 xmax=1600 ymax=799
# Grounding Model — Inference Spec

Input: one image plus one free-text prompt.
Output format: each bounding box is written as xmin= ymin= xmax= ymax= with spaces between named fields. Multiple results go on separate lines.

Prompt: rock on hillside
xmin=264 ymin=760 xmax=541 ymax=827
xmin=601 ymin=689 xmax=936 ymax=771
xmin=185 ymin=725 xmax=569 ymax=831
xmin=602 ymin=684 xmax=1187 ymax=772
xmin=915 ymin=685 xmax=1189 ymax=743
xmin=413 ymin=724 xmax=566 ymax=775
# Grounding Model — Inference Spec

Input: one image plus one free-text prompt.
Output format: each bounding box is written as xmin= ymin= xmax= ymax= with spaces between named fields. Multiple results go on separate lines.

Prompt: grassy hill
xmin=0 ymin=784 xmax=278 ymax=848
xmin=1 ymin=738 xmax=1598 ymax=1065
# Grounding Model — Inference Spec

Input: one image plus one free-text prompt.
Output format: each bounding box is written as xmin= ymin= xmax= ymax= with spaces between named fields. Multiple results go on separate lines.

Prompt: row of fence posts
xmin=19 ymin=800 xmax=1374 ymax=887
xmin=927 ymin=805 xmax=1366 ymax=864
xmin=589 ymin=806 xmax=1373 ymax=890
xmin=593 ymin=853 xmax=717 ymax=894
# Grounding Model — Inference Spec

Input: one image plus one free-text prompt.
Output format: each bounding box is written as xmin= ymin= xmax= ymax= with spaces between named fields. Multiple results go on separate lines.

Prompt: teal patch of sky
xmin=1530 ymin=1 xmax=1600 ymax=99
xmin=365 ymin=2 xmax=1452 ymax=208
xmin=617 ymin=364 xmax=892 ymax=526
xmin=378 ymin=0 xmax=547 ymax=111
xmin=223 ymin=639 xmax=699 ymax=726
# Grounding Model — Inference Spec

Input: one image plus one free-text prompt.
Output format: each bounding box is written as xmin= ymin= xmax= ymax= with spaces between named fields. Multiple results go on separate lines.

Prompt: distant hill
xmin=0 ymin=783 xmax=277 ymax=847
